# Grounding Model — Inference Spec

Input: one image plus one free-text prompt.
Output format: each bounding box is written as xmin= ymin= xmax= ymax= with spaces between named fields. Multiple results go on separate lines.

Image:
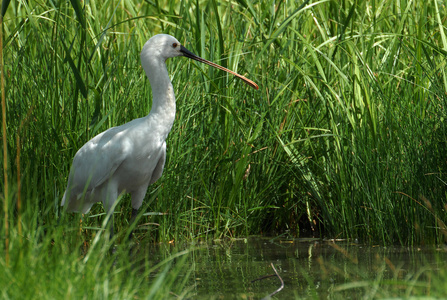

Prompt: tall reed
xmin=1 ymin=0 xmax=446 ymax=251
xmin=1 ymin=4 xmax=8 ymax=266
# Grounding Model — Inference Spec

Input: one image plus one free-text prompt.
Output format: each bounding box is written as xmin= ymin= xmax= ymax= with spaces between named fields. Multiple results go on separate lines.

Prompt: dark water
xmin=150 ymin=237 xmax=447 ymax=299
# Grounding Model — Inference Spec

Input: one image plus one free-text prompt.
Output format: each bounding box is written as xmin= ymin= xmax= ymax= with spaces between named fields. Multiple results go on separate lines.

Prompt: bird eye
xmin=172 ymin=43 xmax=178 ymax=48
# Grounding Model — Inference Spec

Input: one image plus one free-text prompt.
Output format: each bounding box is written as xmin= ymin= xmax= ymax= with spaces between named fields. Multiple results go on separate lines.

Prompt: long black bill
xmin=180 ymin=45 xmax=259 ymax=90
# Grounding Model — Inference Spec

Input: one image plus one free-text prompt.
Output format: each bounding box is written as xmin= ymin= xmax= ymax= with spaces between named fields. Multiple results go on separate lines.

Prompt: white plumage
xmin=61 ymin=34 xmax=258 ymax=236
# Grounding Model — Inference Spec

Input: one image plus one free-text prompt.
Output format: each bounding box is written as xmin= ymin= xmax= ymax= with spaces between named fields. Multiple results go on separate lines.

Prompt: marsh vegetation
xmin=1 ymin=0 xmax=446 ymax=298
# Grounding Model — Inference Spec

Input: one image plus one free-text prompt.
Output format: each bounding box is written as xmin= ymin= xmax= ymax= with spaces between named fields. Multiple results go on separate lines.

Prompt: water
xmin=149 ymin=237 xmax=447 ymax=299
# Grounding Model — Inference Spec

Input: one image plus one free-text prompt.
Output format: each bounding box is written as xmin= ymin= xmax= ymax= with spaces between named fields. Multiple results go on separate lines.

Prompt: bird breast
xmin=110 ymin=116 xmax=169 ymax=190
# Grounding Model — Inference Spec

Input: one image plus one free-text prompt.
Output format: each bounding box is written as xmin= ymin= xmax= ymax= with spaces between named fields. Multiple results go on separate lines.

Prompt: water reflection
xmin=147 ymin=238 xmax=447 ymax=299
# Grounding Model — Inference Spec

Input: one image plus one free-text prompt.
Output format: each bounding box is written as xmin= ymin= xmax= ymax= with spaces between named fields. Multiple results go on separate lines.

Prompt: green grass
xmin=0 ymin=223 xmax=192 ymax=298
xmin=1 ymin=0 xmax=447 ymax=297
xmin=3 ymin=0 xmax=447 ymax=244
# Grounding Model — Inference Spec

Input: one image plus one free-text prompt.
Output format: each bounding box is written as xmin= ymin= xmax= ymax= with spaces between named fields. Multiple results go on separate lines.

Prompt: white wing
xmin=64 ymin=125 xmax=131 ymax=204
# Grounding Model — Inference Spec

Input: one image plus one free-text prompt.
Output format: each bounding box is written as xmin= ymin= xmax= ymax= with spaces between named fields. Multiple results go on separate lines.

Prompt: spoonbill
xmin=61 ymin=34 xmax=258 ymax=238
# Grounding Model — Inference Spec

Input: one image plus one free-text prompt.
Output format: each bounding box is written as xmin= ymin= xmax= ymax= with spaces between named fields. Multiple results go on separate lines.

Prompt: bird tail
xmin=61 ymin=191 xmax=67 ymax=206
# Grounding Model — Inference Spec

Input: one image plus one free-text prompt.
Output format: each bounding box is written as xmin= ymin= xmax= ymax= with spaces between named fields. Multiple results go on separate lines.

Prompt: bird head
xmin=141 ymin=34 xmax=259 ymax=90
xmin=141 ymin=34 xmax=184 ymax=61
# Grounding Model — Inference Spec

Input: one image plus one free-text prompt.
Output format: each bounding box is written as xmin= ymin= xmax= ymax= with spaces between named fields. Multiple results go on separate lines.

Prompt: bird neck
xmin=143 ymin=57 xmax=176 ymax=134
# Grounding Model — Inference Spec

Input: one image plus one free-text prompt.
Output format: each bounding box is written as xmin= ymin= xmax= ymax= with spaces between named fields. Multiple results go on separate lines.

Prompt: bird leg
xmin=131 ymin=208 xmax=139 ymax=223
xmin=128 ymin=208 xmax=139 ymax=241
xmin=108 ymin=213 xmax=117 ymax=255
xmin=109 ymin=213 xmax=115 ymax=241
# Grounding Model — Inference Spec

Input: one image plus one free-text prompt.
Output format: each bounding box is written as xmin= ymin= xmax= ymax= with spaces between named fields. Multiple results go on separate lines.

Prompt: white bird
xmin=61 ymin=34 xmax=258 ymax=238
